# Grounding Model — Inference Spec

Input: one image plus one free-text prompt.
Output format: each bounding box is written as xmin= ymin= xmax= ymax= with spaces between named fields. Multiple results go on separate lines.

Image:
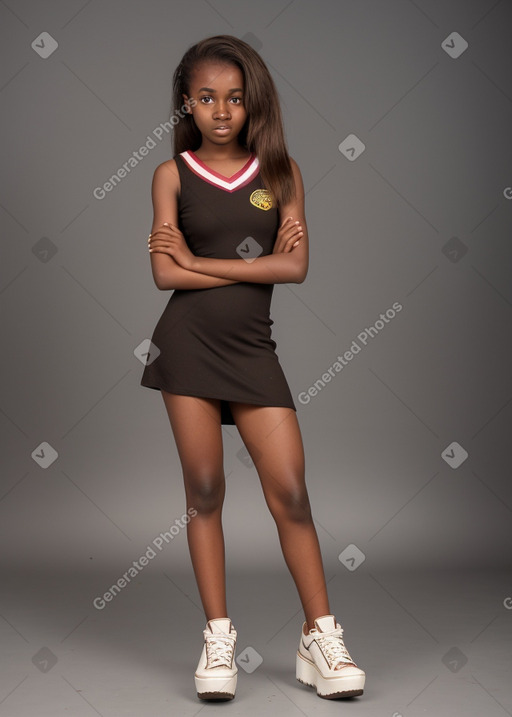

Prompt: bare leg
xmin=230 ymin=403 xmax=330 ymax=631
xmin=161 ymin=390 xmax=228 ymax=622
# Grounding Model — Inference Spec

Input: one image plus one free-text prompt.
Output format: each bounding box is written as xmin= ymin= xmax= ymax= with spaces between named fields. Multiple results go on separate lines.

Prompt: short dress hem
xmin=141 ymin=380 xmax=296 ymax=425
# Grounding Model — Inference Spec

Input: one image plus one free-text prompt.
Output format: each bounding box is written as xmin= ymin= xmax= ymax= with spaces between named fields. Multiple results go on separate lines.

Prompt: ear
xmin=182 ymin=94 xmax=192 ymax=113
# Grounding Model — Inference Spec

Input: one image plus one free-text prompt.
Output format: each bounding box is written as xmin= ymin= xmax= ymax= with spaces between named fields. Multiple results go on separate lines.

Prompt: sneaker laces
xmin=312 ymin=626 xmax=357 ymax=669
xmin=204 ymin=633 xmax=236 ymax=669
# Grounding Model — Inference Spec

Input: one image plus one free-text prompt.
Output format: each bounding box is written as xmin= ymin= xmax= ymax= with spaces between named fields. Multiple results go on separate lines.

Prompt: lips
xmin=214 ymin=125 xmax=230 ymax=130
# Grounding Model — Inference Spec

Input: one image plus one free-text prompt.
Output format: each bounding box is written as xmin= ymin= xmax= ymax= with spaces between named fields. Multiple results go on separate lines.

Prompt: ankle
xmin=304 ymin=613 xmax=335 ymax=634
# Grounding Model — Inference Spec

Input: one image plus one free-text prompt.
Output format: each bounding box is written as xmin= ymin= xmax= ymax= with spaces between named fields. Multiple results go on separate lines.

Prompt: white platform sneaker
xmin=194 ymin=617 xmax=238 ymax=700
xmin=296 ymin=615 xmax=365 ymax=699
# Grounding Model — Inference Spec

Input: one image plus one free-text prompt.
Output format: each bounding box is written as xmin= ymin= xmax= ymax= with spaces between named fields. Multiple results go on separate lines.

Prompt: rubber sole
xmin=195 ymin=673 xmax=237 ymax=701
xmin=196 ymin=691 xmax=234 ymax=701
xmin=296 ymin=652 xmax=364 ymax=699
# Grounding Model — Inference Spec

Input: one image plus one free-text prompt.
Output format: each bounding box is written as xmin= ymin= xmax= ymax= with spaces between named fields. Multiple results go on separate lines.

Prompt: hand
xmin=272 ymin=216 xmax=303 ymax=254
xmin=148 ymin=223 xmax=196 ymax=271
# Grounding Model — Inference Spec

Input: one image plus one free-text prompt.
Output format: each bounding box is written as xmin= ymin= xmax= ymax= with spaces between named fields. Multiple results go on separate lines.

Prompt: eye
xmin=200 ymin=96 xmax=213 ymax=104
xmin=230 ymin=97 xmax=242 ymax=104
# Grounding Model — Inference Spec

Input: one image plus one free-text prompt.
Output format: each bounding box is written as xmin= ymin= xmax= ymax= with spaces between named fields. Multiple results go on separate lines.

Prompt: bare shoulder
xmin=288 ymin=156 xmax=304 ymax=192
xmin=288 ymin=156 xmax=302 ymax=176
xmin=153 ymin=158 xmax=180 ymax=191
xmin=286 ymin=155 xmax=305 ymax=205
xmin=150 ymin=158 xmax=181 ymax=230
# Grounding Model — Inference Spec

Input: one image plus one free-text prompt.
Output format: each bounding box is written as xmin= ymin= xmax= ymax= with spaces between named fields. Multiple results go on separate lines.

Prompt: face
xmin=182 ymin=62 xmax=247 ymax=149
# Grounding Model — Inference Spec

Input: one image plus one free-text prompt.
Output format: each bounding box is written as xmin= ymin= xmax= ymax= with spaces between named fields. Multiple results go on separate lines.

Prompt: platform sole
xmin=195 ymin=672 xmax=237 ymax=700
xmin=296 ymin=651 xmax=364 ymax=699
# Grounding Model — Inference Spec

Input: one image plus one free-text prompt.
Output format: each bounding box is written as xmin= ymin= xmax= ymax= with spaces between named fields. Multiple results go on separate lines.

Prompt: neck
xmin=194 ymin=138 xmax=249 ymax=160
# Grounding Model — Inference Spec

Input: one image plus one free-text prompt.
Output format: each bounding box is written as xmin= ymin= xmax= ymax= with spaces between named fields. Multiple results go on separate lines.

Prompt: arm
xmin=148 ymin=161 xmax=240 ymax=290
xmin=191 ymin=158 xmax=309 ymax=285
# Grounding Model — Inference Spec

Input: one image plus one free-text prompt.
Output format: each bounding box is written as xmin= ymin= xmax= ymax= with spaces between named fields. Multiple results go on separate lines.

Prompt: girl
xmin=141 ymin=34 xmax=365 ymax=702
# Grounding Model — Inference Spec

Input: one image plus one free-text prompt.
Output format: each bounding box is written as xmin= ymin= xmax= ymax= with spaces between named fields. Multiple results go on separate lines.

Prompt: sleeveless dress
xmin=140 ymin=150 xmax=296 ymax=425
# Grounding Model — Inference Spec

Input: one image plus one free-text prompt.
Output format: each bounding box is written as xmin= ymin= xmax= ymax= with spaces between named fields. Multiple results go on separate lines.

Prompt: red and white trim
xmin=180 ymin=150 xmax=259 ymax=192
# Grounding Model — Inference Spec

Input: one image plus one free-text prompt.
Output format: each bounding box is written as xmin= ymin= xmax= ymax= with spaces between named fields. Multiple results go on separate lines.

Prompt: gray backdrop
xmin=2 ymin=0 xmax=511 ymax=576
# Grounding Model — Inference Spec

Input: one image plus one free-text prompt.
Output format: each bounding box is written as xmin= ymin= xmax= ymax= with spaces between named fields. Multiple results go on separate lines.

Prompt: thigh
xmin=161 ymin=391 xmax=224 ymax=479
xmin=229 ymin=403 xmax=307 ymax=505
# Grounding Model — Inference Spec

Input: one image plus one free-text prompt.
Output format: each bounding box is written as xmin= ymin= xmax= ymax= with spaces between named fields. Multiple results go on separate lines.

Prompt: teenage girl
xmin=141 ymin=34 xmax=365 ymax=702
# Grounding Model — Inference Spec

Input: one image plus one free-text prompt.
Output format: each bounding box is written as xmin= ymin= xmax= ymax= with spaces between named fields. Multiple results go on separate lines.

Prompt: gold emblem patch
xmin=250 ymin=189 xmax=274 ymax=210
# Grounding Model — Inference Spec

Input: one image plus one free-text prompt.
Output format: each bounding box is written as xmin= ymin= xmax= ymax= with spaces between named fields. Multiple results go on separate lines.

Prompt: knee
xmin=184 ymin=472 xmax=225 ymax=515
xmin=270 ymin=486 xmax=313 ymax=524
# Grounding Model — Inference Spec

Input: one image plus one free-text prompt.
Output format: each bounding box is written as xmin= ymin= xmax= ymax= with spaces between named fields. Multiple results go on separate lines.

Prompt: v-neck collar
xmin=180 ymin=150 xmax=259 ymax=192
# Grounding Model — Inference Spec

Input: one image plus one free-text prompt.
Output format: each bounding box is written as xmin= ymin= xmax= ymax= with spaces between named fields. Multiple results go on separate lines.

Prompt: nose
xmin=214 ymin=101 xmax=230 ymax=119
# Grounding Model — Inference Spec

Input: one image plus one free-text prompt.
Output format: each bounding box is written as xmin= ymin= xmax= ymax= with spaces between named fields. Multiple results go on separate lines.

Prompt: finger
xmin=287 ymin=234 xmax=302 ymax=247
xmin=149 ymin=231 xmax=169 ymax=244
xmin=285 ymin=236 xmax=301 ymax=251
xmin=278 ymin=226 xmax=300 ymax=244
xmin=280 ymin=227 xmax=302 ymax=243
xmin=280 ymin=218 xmax=301 ymax=232
xmin=160 ymin=227 xmax=184 ymax=241
xmin=281 ymin=219 xmax=302 ymax=233
xmin=148 ymin=230 xmax=176 ymax=246
xmin=149 ymin=233 xmax=175 ymax=243
xmin=273 ymin=236 xmax=288 ymax=252
xmin=149 ymin=241 xmax=178 ymax=253
xmin=151 ymin=223 xmax=175 ymax=236
xmin=149 ymin=241 xmax=172 ymax=249
xmin=149 ymin=240 xmax=175 ymax=253
xmin=148 ymin=246 xmax=172 ymax=254
xmin=283 ymin=232 xmax=302 ymax=249
xmin=151 ymin=226 xmax=173 ymax=237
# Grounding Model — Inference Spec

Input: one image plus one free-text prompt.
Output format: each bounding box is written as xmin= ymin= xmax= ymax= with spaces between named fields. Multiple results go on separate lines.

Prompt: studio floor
xmin=1 ymin=567 xmax=511 ymax=716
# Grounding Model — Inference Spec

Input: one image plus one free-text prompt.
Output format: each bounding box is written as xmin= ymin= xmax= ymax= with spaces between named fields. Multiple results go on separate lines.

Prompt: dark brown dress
xmin=140 ymin=150 xmax=296 ymax=425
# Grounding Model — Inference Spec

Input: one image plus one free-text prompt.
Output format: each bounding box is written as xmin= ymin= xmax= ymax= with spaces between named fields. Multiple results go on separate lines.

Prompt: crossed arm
xmin=147 ymin=158 xmax=309 ymax=290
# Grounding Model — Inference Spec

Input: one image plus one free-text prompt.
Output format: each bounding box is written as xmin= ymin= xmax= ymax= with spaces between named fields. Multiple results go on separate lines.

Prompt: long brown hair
xmin=171 ymin=35 xmax=295 ymax=207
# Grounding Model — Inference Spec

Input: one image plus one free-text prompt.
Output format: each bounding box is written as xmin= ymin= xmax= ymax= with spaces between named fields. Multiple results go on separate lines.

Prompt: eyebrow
xmin=197 ymin=87 xmax=243 ymax=93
